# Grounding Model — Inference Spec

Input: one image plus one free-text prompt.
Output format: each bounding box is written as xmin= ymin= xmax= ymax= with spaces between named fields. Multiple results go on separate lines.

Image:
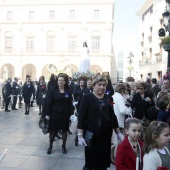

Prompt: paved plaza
xmin=0 ymin=105 xmax=115 ymax=170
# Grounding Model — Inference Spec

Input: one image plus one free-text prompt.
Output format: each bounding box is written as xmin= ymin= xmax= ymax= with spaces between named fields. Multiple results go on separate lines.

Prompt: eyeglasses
xmin=137 ymin=88 xmax=144 ymax=90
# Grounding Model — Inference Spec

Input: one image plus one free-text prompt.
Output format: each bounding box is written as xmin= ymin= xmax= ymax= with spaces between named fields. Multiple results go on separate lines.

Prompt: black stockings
xmin=25 ymin=103 xmax=30 ymax=114
xmin=62 ymin=130 xmax=67 ymax=148
xmin=39 ymin=105 xmax=42 ymax=114
xmin=49 ymin=130 xmax=67 ymax=148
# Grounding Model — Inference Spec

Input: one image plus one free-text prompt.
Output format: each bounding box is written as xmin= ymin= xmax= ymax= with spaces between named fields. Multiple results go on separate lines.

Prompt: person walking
xmin=4 ymin=78 xmax=12 ymax=112
xmin=12 ymin=77 xmax=19 ymax=110
xmin=22 ymin=76 xmax=34 ymax=115
xmin=46 ymin=73 xmax=74 ymax=154
xmin=36 ymin=76 xmax=46 ymax=115
xmin=77 ymin=75 xmax=123 ymax=170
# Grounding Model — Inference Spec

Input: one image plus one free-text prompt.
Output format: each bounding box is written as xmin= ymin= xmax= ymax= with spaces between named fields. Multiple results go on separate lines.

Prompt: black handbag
xmin=83 ymin=129 xmax=94 ymax=148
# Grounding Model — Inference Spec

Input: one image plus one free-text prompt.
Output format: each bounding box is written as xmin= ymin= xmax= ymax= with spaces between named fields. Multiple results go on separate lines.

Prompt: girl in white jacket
xmin=112 ymin=83 xmax=132 ymax=129
xmin=143 ymin=121 xmax=170 ymax=170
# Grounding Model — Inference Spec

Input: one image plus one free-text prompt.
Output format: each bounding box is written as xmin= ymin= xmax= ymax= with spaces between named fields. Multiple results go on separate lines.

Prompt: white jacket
xmin=143 ymin=147 xmax=170 ymax=170
xmin=112 ymin=92 xmax=132 ymax=128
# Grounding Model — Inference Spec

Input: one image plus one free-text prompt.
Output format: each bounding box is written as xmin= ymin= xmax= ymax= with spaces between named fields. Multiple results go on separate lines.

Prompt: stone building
xmin=0 ymin=0 xmax=117 ymax=82
xmin=136 ymin=0 xmax=167 ymax=81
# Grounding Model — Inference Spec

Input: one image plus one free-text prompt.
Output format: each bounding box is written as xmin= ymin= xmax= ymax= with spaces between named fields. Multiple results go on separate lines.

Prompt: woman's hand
xmin=45 ymin=116 xmax=50 ymax=120
xmin=78 ymin=136 xmax=87 ymax=146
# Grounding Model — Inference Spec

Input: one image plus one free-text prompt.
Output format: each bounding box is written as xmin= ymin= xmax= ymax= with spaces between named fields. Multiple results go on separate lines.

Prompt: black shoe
xmin=5 ymin=110 xmax=10 ymax=112
xmin=47 ymin=146 xmax=52 ymax=154
xmin=56 ymin=134 xmax=62 ymax=139
xmin=68 ymin=130 xmax=72 ymax=134
xmin=12 ymin=108 xmax=18 ymax=110
xmin=62 ymin=144 xmax=67 ymax=154
xmin=38 ymin=113 xmax=41 ymax=115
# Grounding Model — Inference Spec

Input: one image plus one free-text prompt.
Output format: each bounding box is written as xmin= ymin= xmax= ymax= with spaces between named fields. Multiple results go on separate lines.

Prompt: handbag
xmin=83 ymin=129 xmax=94 ymax=148
xmin=147 ymin=106 xmax=158 ymax=120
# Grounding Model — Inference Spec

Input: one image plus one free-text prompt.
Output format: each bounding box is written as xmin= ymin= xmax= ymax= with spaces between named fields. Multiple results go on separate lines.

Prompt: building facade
xmin=136 ymin=0 xmax=167 ymax=81
xmin=0 ymin=0 xmax=117 ymax=82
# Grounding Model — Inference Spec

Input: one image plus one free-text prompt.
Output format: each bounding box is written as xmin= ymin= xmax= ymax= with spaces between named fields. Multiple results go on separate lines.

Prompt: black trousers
xmin=12 ymin=96 xmax=17 ymax=109
xmin=5 ymin=96 xmax=11 ymax=111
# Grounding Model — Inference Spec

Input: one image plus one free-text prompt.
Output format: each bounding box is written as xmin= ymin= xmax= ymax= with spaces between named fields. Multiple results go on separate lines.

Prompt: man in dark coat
xmin=5 ymin=78 xmax=12 ymax=112
xmin=151 ymin=78 xmax=161 ymax=101
xmin=12 ymin=77 xmax=19 ymax=110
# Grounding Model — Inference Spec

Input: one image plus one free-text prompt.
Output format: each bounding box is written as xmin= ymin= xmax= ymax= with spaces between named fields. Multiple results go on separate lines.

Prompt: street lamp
xmin=127 ymin=52 xmax=134 ymax=77
xmin=158 ymin=0 xmax=170 ymax=68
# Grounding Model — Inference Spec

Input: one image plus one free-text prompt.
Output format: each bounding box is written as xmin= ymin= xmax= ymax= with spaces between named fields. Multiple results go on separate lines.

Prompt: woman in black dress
xmin=46 ymin=73 xmax=74 ymax=154
xmin=78 ymin=75 xmax=122 ymax=170
xmin=36 ymin=76 xmax=46 ymax=115
xmin=74 ymin=78 xmax=89 ymax=114
xmin=22 ymin=76 xmax=34 ymax=115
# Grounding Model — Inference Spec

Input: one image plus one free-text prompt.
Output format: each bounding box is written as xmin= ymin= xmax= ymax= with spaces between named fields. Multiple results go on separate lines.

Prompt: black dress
xmin=36 ymin=83 xmax=46 ymax=105
xmin=78 ymin=93 xmax=118 ymax=169
xmin=22 ymin=83 xmax=34 ymax=104
xmin=47 ymin=88 xmax=74 ymax=131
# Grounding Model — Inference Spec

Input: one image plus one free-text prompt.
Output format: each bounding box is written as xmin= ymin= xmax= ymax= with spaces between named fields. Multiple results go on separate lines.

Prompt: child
xmin=156 ymin=101 xmax=169 ymax=122
xmin=115 ymin=118 xmax=143 ymax=170
xmin=143 ymin=121 xmax=170 ymax=170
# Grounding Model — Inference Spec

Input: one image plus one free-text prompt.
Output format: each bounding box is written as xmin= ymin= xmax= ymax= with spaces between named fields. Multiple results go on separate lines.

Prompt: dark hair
xmin=151 ymin=78 xmax=157 ymax=84
xmin=143 ymin=121 xmax=169 ymax=154
xmin=57 ymin=73 xmax=69 ymax=89
xmin=156 ymin=101 xmax=167 ymax=110
xmin=138 ymin=82 xmax=146 ymax=89
xmin=125 ymin=118 xmax=141 ymax=130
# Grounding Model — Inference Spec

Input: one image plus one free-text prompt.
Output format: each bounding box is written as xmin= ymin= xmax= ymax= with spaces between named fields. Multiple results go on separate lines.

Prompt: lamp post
xmin=127 ymin=52 xmax=134 ymax=77
xmin=160 ymin=0 xmax=170 ymax=68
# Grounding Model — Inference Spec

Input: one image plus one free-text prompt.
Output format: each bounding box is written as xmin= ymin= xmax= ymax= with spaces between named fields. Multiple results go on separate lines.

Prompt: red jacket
xmin=115 ymin=135 xmax=143 ymax=170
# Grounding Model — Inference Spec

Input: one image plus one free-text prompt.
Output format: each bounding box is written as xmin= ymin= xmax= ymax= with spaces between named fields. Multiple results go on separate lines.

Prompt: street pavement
xmin=0 ymin=105 xmax=116 ymax=170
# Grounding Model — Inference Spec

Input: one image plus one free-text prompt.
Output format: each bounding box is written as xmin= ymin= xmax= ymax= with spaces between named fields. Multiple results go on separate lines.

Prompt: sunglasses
xmin=137 ymin=88 xmax=144 ymax=90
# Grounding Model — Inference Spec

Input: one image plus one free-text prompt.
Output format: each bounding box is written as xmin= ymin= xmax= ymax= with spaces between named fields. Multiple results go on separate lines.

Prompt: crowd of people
xmin=0 ymin=73 xmax=170 ymax=170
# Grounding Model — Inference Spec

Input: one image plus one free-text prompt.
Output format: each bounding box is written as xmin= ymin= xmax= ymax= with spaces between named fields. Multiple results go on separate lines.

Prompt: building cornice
xmin=0 ymin=0 xmax=115 ymax=6
xmin=136 ymin=0 xmax=153 ymax=16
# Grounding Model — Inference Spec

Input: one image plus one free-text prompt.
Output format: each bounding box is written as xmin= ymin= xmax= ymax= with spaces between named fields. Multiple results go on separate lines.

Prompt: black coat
xmin=74 ymin=86 xmax=90 ymax=113
xmin=151 ymin=84 xmax=161 ymax=98
xmin=5 ymin=81 xmax=12 ymax=97
xmin=47 ymin=88 xmax=74 ymax=130
xmin=131 ymin=92 xmax=154 ymax=119
xmin=12 ymin=81 xmax=20 ymax=95
xmin=22 ymin=82 xmax=34 ymax=103
xmin=78 ymin=93 xmax=118 ymax=134
xmin=78 ymin=93 xmax=118 ymax=168
xmin=36 ymin=83 xmax=46 ymax=105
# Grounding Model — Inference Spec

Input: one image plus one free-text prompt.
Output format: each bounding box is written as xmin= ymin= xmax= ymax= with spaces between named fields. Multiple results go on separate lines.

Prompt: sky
xmin=113 ymin=0 xmax=146 ymax=52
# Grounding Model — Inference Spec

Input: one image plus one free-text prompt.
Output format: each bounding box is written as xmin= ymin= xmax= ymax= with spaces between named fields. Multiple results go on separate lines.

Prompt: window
xmin=91 ymin=37 xmax=100 ymax=53
xmin=157 ymin=71 xmax=162 ymax=80
xmin=5 ymin=37 xmax=12 ymax=53
xmin=118 ymin=60 xmax=123 ymax=68
xmin=68 ymin=37 xmax=76 ymax=53
xmin=148 ymin=73 xmax=152 ymax=79
xmin=26 ymin=37 xmax=34 ymax=53
xmin=29 ymin=11 xmax=35 ymax=20
xmin=140 ymin=74 xmax=143 ymax=81
xmin=49 ymin=10 xmax=55 ymax=19
xmin=46 ymin=37 xmax=55 ymax=53
xmin=118 ymin=70 xmax=123 ymax=79
xmin=94 ymin=10 xmax=100 ymax=19
xmin=69 ymin=10 xmax=75 ymax=19
xmin=7 ymin=11 xmax=13 ymax=21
